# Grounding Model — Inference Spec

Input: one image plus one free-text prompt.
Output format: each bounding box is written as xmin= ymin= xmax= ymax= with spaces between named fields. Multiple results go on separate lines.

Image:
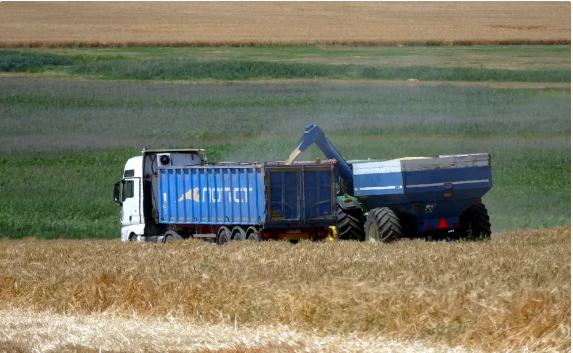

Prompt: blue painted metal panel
xmin=158 ymin=163 xmax=337 ymax=227
xmin=402 ymin=166 xmax=492 ymax=203
xmin=264 ymin=165 xmax=337 ymax=226
xmin=393 ymin=199 xmax=474 ymax=220
xmin=353 ymin=172 xmax=404 ymax=196
xmin=355 ymin=164 xmax=492 ymax=206
xmin=413 ymin=216 xmax=460 ymax=233
xmin=404 ymin=167 xmax=492 ymax=193
xmin=158 ymin=166 xmax=265 ymax=225
xmin=268 ymin=169 xmax=299 ymax=221
xmin=302 ymin=167 xmax=336 ymax=220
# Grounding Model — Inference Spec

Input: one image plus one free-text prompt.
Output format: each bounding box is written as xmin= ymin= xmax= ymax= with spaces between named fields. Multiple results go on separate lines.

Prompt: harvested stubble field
xmin=0 ymin=2 xmax=570 ymax=47
xmin=0 ymin=227 xmax=570 ymax=352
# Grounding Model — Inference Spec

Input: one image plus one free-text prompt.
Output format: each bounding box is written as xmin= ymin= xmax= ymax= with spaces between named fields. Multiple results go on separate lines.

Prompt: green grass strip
xmin=0 ymin=50 xmax=73 ymax=72
xmin=69 ymin=59 xmax=571 ymax=82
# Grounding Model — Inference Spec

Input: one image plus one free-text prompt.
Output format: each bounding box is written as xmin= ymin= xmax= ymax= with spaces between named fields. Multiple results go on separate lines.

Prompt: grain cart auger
xmin=286 ymin=124 xmax=493 ymax=241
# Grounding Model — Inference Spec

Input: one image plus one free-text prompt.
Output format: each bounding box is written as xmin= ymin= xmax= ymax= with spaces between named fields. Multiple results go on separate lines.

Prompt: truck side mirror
xmin=113 ymin=182 xmax=122 ymax=205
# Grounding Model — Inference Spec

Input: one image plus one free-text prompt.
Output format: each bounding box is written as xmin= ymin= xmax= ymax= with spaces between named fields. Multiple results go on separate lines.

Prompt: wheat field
xmin=0 ymin=2 xmax=570 ymax=47
xmin=0 ymin=227 xmax=569 ymax=352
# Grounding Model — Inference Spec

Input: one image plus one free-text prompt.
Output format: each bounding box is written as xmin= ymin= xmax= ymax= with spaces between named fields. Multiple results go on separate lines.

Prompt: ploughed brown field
xmin=0 ymin=2 xmax=570 ymax=47
xmin=0 ymin=227 xmax=569 ymax=352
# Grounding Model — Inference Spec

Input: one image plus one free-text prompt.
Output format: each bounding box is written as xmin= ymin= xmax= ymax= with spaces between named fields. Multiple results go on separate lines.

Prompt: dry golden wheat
xmin=0 ymin=309 xmax=476 ymax=353
xmin=0 ymin=227 xmax=570 ymax=352
xmin=0 ymin=2 xmax=569 ymax=47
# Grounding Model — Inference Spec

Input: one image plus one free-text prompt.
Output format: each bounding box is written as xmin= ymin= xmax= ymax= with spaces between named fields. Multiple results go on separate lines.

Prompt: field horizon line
xmin=1 ymin=39 xmax=570 ymax=49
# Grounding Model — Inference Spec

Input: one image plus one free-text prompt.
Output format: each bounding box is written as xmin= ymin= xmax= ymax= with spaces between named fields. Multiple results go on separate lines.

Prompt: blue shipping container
xmin=157 ymin=161 xmax=337 ymax=228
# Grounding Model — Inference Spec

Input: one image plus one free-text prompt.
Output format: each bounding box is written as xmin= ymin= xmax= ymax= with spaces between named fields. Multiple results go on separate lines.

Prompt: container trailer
xmin=114 ymin=149 xmax=338 ymax=243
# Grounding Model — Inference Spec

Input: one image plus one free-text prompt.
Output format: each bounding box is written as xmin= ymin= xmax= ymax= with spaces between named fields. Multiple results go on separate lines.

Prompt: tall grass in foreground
xmin=0 ymin=310 xmax=464 ymax=352
xmin=0 ymin=227 xmax=569 ymax=352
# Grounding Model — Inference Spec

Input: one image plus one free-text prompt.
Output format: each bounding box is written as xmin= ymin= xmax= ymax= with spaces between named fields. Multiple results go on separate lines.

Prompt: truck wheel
xmin=459 ymin=203 xmax=492 ymax=239
xmin=218 ymin=226 xmax=231 ymax=245
xmin=232 ymin=226 xmax=246 ymax=241
xmin=246 ymin=226 xmax=260 ymax=241
xmin=163 ymin=230 xmax=182 ymax=243
xmin=365 ymin=208 xmax=402 ymax=243
xmin=337 ymin=207 xmax=365 ymax=241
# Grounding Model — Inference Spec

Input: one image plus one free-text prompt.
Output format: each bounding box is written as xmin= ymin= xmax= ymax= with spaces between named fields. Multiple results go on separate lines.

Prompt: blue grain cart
xmin=286 ymin=125 xmax=493 ymax=241
xmin=114 ymin=148 xmax=338 ymax=243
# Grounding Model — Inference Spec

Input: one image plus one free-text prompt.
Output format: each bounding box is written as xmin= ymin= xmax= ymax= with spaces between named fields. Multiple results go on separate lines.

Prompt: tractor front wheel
xmin=337 ymin=207 xmax=365 ymax=241
xmin=365 ymin=207 xmax=402 ymax=243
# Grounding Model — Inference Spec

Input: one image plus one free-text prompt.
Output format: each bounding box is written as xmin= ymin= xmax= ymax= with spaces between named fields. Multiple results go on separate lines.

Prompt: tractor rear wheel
xmin=337 ymin=207 xmax=365 ymax=241
xmin=365 ymin=207 xmax=402 ymax=243
xmin=459 ymin=203 xmax=491 ymax=239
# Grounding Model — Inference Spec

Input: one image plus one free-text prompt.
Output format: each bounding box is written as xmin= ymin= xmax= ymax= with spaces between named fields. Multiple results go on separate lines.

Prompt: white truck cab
xmin=113 ymin=149 xmax=206 ymax=241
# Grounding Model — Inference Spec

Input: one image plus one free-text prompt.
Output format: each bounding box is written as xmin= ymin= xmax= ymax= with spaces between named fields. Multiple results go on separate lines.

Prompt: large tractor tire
xmin=459 ymin=203 xmax=492 ymax=240
xmin=365 ymin=207 xmax=402 ymax=243
xmin=337 ymin=207 xmax=365 ymax=241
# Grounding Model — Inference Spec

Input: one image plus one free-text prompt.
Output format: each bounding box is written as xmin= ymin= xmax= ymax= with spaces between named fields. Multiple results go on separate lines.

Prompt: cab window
xmin=122 ymin=180 xmax=134 ymax=201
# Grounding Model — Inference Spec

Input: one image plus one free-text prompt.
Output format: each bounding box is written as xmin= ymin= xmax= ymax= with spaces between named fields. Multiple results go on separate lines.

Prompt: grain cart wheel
xmin=163 ymin=230 xmax=182 ymax=243
xmin=459 ymin=203 xmax=492 ymax=240
xmin=218 ymin=226 xmax=231 ymax=245
xmin=231 ymin=226 xmax=246 ymax=241
xmin=337 ymin=207 xmax=365 ymax=241
xmin=246 ymin=226 xmax=260 ymax=241
xmin=365 ymin=208 xmax=402 ymax=243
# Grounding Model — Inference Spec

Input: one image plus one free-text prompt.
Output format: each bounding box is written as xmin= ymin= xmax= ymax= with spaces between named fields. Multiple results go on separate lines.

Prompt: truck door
xmin=121 ymin=178 xmax=141 ymax=226
xmin=301 ymin=166 xmax=336 ymax=222
xmin=267 ymin=168 xmax=300 ymax=222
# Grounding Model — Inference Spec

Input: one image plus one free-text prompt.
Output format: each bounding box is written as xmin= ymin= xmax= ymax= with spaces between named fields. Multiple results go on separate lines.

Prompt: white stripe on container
xmin=355 ymin=186 xmax=403 ymax=191
xmin=406 ymin=179 xmax=490 ymax=188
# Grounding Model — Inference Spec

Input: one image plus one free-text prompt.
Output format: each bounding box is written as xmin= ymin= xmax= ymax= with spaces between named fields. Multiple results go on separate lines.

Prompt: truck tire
xmin=163 ymin=230 xmax=182 ymax=243
xmin=218 ymin=226 xmax=231 ymax=245
xmin=246 ymin=226 xmax=260 ymax=241
xmin=337 ymin=207 xmax=365 ymax=241
xmin=365 ymin=208 xmax=402 ymax=243
xmin=232 ymin=226 xmax=246 ymax=241
xmin=459 ymin=203 xmax=492 ymax=239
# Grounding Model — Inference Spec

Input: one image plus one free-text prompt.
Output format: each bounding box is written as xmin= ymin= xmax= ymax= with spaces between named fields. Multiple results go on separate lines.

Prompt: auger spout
xmin=286 ymin=124 xmax=353 ymax=190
